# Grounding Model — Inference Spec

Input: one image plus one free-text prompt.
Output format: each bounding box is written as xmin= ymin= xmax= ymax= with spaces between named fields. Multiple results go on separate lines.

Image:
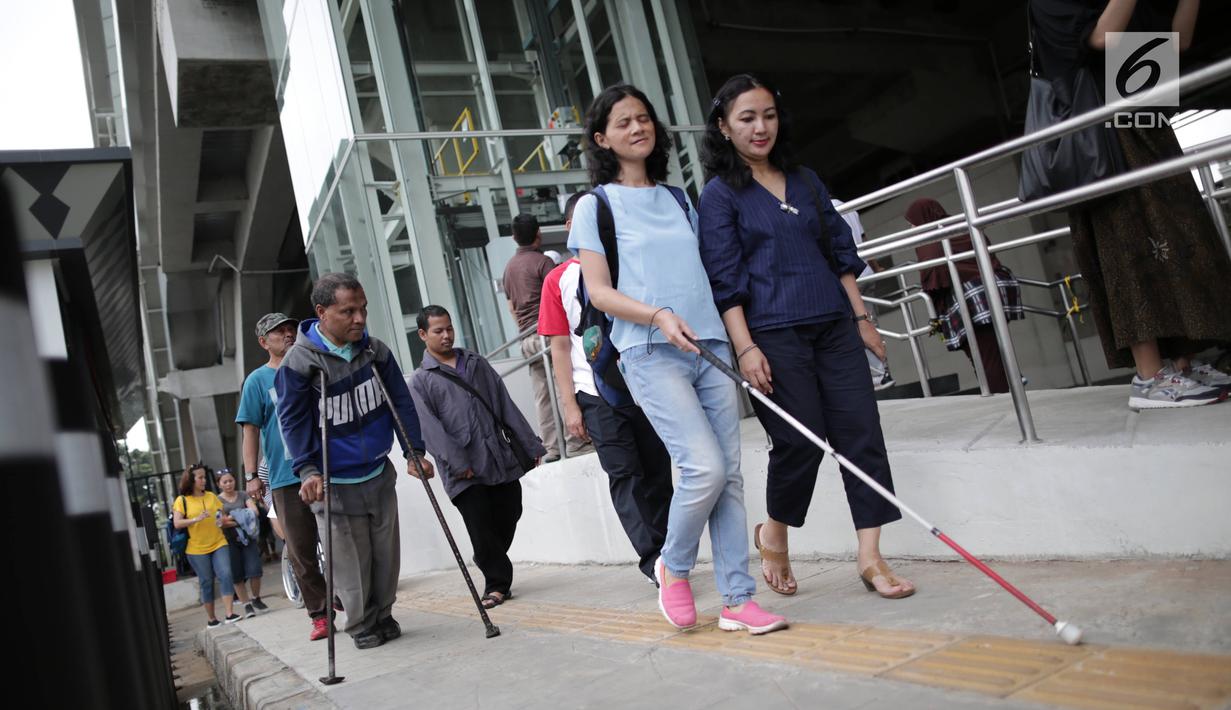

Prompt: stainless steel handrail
xmin=851 ymin=133 xmax=1230 ymax=263
xmin=484 ymin=324 xmax=537 ymax=360
xmin=837 ymin=56 xmax=1231 ymax=215
xmin=831 ymin=55 xmax=1231 ymax=442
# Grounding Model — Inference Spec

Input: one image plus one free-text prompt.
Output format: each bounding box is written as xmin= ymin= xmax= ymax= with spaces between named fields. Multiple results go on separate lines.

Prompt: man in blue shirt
xmin=236 ymin=312 xmax=331 ymax=641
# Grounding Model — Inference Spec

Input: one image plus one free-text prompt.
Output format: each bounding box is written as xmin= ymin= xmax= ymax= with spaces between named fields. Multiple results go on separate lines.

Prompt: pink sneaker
xmin=719 ymin=600 xmax=788 ymax=635
xmin=655 ymin=559 xmax=697 ymax=629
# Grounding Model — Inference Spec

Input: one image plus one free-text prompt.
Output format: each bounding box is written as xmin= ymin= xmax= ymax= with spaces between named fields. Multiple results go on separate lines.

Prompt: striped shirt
xmin=698 ymin=168 xmax=866 ymax=332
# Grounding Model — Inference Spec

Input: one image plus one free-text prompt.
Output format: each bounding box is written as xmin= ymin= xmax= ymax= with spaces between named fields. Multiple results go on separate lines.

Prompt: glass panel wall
xmin=256 ymin=0 xmax=708 ymax=366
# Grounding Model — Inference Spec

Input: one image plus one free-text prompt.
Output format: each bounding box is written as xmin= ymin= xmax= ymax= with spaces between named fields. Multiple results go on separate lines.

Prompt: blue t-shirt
xmin=236 ymin=365 xmax=297 ymax=490
xmin=566 ymin=184 xmax=727 ymax=353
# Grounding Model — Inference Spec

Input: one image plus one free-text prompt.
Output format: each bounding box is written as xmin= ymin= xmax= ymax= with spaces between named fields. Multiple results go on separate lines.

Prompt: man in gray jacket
xmin=409 ymin=305 xmax=545 ymax=609
xmin=276 ymin=273 xmax=433 ymax=650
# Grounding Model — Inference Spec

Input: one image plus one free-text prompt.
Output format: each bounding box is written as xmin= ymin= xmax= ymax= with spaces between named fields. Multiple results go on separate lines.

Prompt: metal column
xmin=942 ymin=236 xmax=991 ymax=396
xmin=953 ymin=168 xmax=1039 ymax=442
xmin=896 ymin=274 xmax=932 ymax=397
xmin=1057 ymin=277 xmax=1092 ymax=386
xmin=1198 ymin=165 xmax=1231 ymax=260
xmin=570 ymin=0 xmax=603 ymax=97
xmin=460 ymin=0 xmax=522 ymax=216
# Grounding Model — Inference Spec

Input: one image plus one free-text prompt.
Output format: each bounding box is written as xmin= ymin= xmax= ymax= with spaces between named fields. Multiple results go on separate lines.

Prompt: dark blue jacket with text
xmin=275 ymin=319 xmax=424 ymax=482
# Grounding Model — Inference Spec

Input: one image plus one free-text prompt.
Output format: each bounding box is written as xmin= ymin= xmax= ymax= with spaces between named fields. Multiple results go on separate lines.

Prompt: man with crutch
xmin=276 ymin=273 xmax=433 ymax=651
xmin=236 ymin=313 xmax=333 ymax=640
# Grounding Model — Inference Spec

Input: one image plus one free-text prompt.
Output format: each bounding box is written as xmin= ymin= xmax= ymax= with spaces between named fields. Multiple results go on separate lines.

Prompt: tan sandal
xmin=754 ymin=523 xmax=797 ymax=596
xmin=860 ymin=560 xmax=916 ymax=599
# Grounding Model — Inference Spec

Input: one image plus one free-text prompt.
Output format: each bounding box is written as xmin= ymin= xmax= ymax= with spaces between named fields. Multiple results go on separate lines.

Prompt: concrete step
xmin=387 ymin=386 xmax=1229 ymax=577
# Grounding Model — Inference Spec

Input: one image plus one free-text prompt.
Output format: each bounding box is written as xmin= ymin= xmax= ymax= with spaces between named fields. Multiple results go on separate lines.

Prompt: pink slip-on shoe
xmin=655 ymin=559 xmax=697 ymax=629
xmin=719 ymin=600 xmax=788 ymax=635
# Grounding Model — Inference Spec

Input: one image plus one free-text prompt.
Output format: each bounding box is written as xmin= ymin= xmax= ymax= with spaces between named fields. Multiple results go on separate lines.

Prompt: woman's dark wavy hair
xmin=701 ymin=74 xmax=798 ymax=189
xmin=178 ymin=464 xmax=208 ymax=497
xmin=583 ymin=84 xmax=672 ymax=186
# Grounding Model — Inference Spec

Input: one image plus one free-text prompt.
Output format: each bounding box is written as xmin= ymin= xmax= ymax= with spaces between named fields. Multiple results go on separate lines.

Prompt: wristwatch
xmin=245 ymin=471 xmax=260 ymax=482
xmin=853 ymin=313 xmax=878 ymax=326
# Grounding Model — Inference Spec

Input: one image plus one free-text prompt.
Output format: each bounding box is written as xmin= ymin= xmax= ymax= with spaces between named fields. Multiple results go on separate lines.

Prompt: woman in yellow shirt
xmin=172 ymin=464 xmax=237 ymax=627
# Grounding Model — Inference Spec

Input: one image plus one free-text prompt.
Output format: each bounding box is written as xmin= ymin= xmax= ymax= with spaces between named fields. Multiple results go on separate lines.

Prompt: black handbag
xmin=431 ymin=369 xmax=538 ymax=474
xmin=1018 ymin=4 xmax=1126 ymax=201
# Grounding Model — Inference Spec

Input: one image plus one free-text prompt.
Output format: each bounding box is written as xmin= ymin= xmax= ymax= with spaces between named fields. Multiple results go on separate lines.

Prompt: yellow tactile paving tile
xmin=885 ymin=635 xmax=1094 ymax=695
xmin=1012 ymin=647 xmax=1231 ymax=710
xmin=401 ymin=596 xmax=1231 ymax=709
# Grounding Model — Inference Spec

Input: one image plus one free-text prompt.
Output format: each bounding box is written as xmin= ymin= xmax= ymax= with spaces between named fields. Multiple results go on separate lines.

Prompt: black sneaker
xmin=250 ymin=597 xmax=269 ymax=612
xmin=244 ymin=603 xmax=256 ymax=619
xmin=352 ymin=630 xmax=386 ymax=650
xmin=224 ymin=614 xmax=241 ymax=624
xmin=206 ymin=619 xmax=222 ymax=629
xmin=375 ymin=616 xmax=401 ymax=642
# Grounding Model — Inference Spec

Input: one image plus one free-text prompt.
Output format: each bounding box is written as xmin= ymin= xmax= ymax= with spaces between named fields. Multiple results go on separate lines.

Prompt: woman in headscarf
xmin=904 ymin=197 xmax=1023 ymax=394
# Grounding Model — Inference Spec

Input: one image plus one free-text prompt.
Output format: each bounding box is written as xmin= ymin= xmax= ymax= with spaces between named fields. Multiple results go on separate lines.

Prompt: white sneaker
xmin=1187 ymin=360 xmax=1231 ymax=393
xmin=1129 ymin=367 xmax=1223 ymax=410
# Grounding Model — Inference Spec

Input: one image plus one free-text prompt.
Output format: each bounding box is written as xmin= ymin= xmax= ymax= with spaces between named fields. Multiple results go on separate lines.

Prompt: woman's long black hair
xmin=700 ymin=73 xmax=797 ymax=188
xmin=583 ymin=84 xmax=672 ymax=186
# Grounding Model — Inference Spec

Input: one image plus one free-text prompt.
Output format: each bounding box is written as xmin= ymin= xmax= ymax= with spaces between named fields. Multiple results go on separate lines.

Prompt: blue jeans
xmin=621 ymin=339 xmax=755 ymax=607
xmin=187 ymin=546 xmax=235 ymax=604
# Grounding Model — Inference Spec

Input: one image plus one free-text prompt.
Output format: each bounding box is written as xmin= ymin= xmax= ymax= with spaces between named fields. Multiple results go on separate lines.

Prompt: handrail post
xmin=941 ymin=236 xmax=991 ymax=396
xmin=538 ymin=334 xmax=567 ymax=460
xmin=896 ymin=274 xmax=932 ymax=397
xmin=1198 ymin=164 xmax=1231 ymax=261
xmin=1057 ymin=278 xmax=1092 ymax=386
xmin=953 ymin=167 xmax=1039 ymax=443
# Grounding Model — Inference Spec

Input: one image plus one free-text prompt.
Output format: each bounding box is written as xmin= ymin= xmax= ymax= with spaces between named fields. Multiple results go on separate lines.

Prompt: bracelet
xmin=736 ymin=343 xmax=759 ymax=361
xmin=649 ymin=306 xmax=671 ymax=327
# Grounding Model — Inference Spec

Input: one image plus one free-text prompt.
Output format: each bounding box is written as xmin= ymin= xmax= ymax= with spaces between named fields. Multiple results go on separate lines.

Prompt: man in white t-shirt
xmin=833 ymin=197 xmax=894 ymax=391
xmin=536 ymin=192 xmax=674 ymax=584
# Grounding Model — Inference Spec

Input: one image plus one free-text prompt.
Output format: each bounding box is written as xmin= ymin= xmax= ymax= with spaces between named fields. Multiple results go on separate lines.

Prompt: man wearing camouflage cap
xmin=236 ymin=313 xmax=331 ymax=641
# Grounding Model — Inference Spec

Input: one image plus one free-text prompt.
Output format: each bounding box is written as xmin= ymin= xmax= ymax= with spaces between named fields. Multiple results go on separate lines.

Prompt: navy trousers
xmin=751 ymin=319 xmax=902 ymax=530
xmin=576 ymin=392 xmax=674 ymax=580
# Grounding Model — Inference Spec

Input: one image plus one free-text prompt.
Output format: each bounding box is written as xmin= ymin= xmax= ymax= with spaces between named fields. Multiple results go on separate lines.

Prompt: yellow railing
xmin=515 ymin=140 xmax=550 ymax=173
xmin=431 ymin=107 xmax=481 ymax=176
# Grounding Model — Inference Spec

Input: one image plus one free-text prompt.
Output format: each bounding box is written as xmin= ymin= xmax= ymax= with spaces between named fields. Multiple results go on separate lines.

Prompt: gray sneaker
xmin=1129 ymin=369 xmax=1223 ymax=410
xmin=1187 ymin=360 xmax=1231 ymax=393
xmin=244 ymin=603 xmax=256 ymax=619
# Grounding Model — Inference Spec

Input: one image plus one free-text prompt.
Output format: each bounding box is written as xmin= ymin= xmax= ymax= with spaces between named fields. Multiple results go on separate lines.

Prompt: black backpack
xmin=574 ymin=184 xmax=691 ymax=408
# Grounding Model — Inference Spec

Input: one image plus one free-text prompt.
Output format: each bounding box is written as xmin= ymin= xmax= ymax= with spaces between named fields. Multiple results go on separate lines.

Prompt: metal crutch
xmin=317 ymin=370 xmax=345 ymax=685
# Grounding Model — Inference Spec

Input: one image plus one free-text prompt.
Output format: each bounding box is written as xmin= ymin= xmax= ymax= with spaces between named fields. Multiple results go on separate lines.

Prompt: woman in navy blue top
xmin=698 ymin=74 xmax=913 ymax=600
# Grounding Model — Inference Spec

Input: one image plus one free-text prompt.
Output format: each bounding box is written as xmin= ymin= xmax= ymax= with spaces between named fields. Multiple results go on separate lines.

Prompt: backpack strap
xmin=430 ymin=368 xmax=510 ymax=433
xmin=663 ymin=184 xmax=692 ymax=221
xmin=590 ymin=187 xmax=619 ymax=287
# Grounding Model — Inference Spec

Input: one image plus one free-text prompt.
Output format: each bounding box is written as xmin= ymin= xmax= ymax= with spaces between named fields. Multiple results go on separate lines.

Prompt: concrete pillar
xmin=187 ymin=396 xmax=227 ymax=470
xmin=155 ymin=0 xmax=276 ymax=127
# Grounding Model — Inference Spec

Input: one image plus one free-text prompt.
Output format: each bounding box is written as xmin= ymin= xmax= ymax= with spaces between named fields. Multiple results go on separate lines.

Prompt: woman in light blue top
xmin=569 ymin=84 xmax=786 ymax=635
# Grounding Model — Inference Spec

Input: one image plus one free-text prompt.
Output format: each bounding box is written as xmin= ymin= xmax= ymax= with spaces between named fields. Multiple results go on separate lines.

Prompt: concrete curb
xmin=197 ymin=625 xmax=336 ymax=710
